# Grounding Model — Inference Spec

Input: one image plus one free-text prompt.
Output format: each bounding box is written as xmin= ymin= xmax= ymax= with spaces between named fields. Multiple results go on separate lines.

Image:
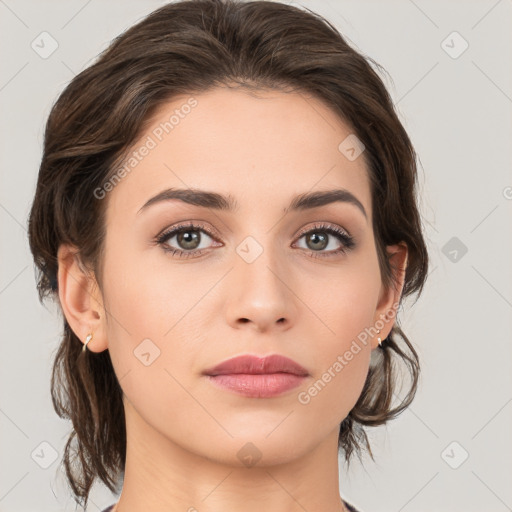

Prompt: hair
xmin=27 ymin=0 xmax=429 ymax=508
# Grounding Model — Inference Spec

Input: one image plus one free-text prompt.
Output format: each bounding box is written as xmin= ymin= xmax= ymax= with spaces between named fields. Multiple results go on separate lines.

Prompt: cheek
xmin=100 ymin=237 xmax=212 ymax=388
xmin=295 ymin=301 xmax=374 ymax=436
xmin=100 ymin=245 xmax=207 ymax=437
xmin=101 ymin=234 xmax=199 ymax=341
xmin=297 ymin=261 xmax=379 ymax=408
xmin=308 ymin=258 xmax=380 ymax=349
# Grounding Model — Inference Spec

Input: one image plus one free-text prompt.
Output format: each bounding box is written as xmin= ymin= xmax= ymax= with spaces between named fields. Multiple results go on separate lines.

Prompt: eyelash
xmin=154 ymin=221 xmax=355 ymax=259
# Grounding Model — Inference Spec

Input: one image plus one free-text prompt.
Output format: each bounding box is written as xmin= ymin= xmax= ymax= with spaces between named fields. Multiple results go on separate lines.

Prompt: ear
xmin=57 ymin=243 xmax=108 ymax=353
xmin=372 ymin=242 xmax=408 ymax=350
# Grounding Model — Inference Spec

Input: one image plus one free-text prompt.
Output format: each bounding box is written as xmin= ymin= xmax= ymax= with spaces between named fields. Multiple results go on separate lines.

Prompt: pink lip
xmin=203 ymin=354 xmax=309 ymax=398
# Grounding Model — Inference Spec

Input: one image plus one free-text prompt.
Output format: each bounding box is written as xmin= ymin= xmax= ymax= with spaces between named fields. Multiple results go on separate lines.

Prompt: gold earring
xmin=376 ymin=329 xmax=382 ymax=347
xmin=83 ymin=333 xmax=93 ymax=353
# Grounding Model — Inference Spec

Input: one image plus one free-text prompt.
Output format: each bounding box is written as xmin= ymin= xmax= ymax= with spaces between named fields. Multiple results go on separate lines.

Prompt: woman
xmin=27 ymin=1 xmax=429 ymax=511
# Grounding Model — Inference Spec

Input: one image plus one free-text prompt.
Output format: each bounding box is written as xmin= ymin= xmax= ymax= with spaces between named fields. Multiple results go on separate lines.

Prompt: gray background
xmin=1 ymin=0 xmax=511 ymax=511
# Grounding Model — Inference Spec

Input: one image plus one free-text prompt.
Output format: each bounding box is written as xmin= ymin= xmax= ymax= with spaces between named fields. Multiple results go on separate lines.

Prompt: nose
xmin=224 ymin=243 xmax=298 ymax=333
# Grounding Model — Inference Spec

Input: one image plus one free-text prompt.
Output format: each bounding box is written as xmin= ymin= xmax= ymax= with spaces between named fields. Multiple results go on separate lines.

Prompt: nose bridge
xmin=234 ymin=231 xmax=286 ymax=296
xmin=225 ymin=231 xmax=296 ymax=331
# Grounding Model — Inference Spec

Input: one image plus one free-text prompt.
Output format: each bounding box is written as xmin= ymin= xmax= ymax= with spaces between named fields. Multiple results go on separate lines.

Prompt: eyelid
xmin=156 ymin=220 xmax=221 ymax=243
xmin=295 ymin=221 xmax=351 ymax=239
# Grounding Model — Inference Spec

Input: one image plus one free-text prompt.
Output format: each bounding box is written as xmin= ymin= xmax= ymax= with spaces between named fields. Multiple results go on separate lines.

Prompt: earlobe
xmin=373 ymin=242 xmax=408 ymax=349
xmin=57 ymin=244 xmax=108 ymax=353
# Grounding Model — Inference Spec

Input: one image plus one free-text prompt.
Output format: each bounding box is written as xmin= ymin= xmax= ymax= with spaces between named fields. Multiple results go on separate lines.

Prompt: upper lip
xmin=203 ymin=354 xmax=309 ymax=377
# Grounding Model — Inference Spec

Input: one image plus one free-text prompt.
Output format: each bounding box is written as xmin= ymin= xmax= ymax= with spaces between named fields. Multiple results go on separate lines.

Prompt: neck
xmin=112 ymin=399 xmax=349 ymax=512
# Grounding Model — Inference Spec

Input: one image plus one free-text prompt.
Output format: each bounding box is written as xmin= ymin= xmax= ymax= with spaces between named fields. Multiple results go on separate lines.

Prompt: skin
xmin=57 ymin=87 xmax=408 ymax=512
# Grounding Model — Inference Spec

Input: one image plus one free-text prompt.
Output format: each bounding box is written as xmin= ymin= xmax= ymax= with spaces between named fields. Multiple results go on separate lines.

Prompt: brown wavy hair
xmin=27 ymin=0 xmax=429 ymax=508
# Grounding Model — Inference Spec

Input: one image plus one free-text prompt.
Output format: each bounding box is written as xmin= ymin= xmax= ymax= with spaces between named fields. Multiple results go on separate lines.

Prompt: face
xmin=89 ymin=87 xmax=400 ymax=466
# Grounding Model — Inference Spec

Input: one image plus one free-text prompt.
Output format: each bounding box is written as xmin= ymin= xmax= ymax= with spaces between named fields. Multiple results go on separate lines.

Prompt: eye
xmin=155 ymin=222 xmax=222 ymax=258
xmin=154 ymin=221 xmax=355 ymax=259
xmin=293 ymin=222 xmax=355 ymax=258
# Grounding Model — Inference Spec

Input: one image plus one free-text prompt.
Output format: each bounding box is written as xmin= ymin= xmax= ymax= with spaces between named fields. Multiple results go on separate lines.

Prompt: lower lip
xmin=205 ymin=373 xmax=307 ymax=398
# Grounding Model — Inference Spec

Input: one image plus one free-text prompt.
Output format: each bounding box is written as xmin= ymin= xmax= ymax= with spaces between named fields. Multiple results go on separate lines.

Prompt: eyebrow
xmin=137 ymin=187 xmax=367 ymax=220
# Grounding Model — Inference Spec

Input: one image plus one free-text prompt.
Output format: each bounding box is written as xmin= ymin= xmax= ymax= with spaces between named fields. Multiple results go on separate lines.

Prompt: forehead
xmin=104 ymin=87 xmax=372 ymax=221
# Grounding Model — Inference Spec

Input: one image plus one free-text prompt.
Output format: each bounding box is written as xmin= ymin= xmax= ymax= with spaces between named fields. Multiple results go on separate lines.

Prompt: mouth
xmin=202 ymin=354 xmax=309 ymax=398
